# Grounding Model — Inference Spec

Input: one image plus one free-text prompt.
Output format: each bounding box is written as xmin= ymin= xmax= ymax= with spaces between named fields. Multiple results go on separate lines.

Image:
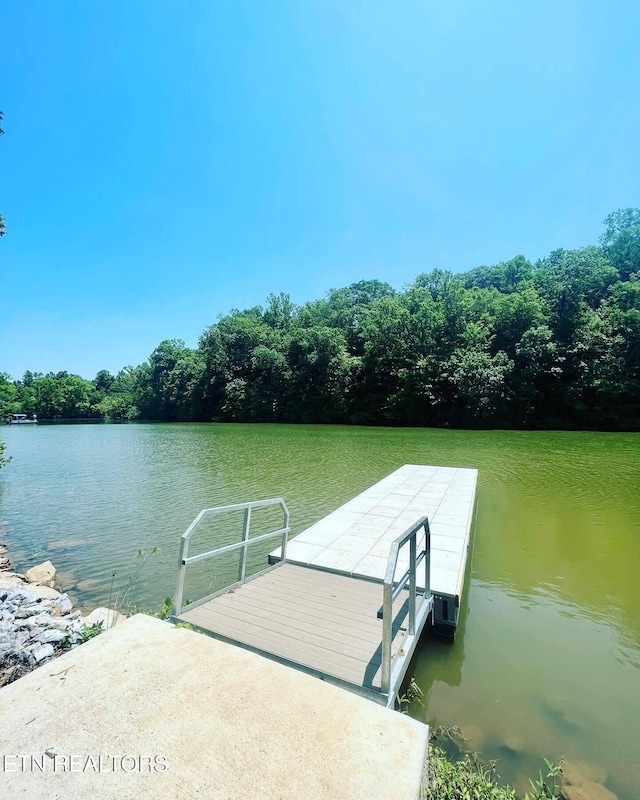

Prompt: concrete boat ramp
xmin=0 ymin=464 xmax=477 ymax=798
xmin=0 ymin=614 xmax=427 ymax=799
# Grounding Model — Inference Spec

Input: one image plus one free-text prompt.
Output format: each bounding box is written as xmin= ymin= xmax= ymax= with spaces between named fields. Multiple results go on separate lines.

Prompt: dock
xmin=172 ymin=464 xmax=477 ymax=707
xmin=271 ymin=464 xmax=477 ymax=635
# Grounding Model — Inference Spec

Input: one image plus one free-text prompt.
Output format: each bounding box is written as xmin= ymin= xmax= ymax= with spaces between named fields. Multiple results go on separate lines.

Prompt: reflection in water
xmin=1 ymin=424 xmax=639 ymax=798
xmin=412 ymin=581 xmax=640 ymax=799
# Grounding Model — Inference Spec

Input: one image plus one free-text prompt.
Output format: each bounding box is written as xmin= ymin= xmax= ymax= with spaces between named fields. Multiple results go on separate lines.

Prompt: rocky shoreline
xmin=0 ymin=544 xmax=124 ymax=687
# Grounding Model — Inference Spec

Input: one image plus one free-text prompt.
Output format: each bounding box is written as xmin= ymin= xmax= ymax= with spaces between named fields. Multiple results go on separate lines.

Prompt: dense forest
xmin=2 ymin=209 xmax=640 ymax=430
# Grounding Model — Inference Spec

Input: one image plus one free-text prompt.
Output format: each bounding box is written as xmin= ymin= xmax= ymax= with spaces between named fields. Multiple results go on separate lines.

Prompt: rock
xmin=10 ymin=590 xmax=38 ymax=605
xmin=0 ymin=631 xmax=12 ymax=659
xmin=55 ymin=594 xmax=73 ymax=615
xmin=76 ymin=578 xmax=104 ymax=593
xmin=25 ymin=560 xmax=56 ymax=588
xmin=30 ymin=643 xmax=54 ymax=663
xmin=38 ymin=616 xmax=72 ymax=632
xmin=24 ymin=584 xmax=60 ymax=601
xmin=563 ymin=760 xmax=608 ymax=787
xmin=33 ymin=629 xmax=66 ymax=644
xmin=14 ymin=605 xmax=44 ymax=619
xmin=83 ymin=607 xmax=127 ymax=630
xmin=502 ymin=734 xmax=525 ymax=753
xmin=13 ymin=630 xmax=31 ymax=648
xmin=55 ymin=570 xmax=76 ymax=591
xmin=47 ymin=538 xmax=86 ymax=551
xmin=18 ymin=614 xmax=55 ymax=629
xmin=0 ymin=574 xmax=27 ymax=590
xmin=563 ymin=781 xmax=617 ymax=800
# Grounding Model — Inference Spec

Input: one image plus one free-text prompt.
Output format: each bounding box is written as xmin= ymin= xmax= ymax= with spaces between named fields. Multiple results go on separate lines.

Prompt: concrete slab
xmin=0 ymin=615 xmax=428 ymax=799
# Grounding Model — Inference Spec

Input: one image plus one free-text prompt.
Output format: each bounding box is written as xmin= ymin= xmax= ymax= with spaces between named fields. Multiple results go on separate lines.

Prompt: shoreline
xmin=0 ymin=539 xmax=124 ymax=687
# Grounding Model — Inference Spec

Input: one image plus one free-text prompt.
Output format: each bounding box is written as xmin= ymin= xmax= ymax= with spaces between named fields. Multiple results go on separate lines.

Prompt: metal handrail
xmin=174 ymin=498 xmax=290 ymax=615
xmin=380 ymin=516 xmax=431 ymax=697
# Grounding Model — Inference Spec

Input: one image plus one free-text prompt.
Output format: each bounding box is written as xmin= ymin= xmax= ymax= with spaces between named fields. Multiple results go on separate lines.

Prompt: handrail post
xmin=281 ymin=505 xmax=290 ymax=563
xmin=238 ymin=507 xmax=252 ymax=584
xmin=174 ymin=537 xmax=189 ymax=616
xmin=424 ymin=521 xmax=431 ymax=600
xmin=381 ymin=580 xmax=393 ymax=695
xmin=408 ymin=531 xmax=416 ymax=636
xmin=380 ymin=516 xmax=431 ymax=702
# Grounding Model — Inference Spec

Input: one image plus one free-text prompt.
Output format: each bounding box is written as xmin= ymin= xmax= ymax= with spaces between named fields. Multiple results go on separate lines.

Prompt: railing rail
xmin=174 ymin=498 xmax=290 ymax=615
xmin=380 ymin=516 xmax=432 ymax=698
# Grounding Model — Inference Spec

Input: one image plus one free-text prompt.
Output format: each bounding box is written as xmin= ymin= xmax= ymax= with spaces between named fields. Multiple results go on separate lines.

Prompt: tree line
xmin=2 ymin=209 xmax=639 ymax=430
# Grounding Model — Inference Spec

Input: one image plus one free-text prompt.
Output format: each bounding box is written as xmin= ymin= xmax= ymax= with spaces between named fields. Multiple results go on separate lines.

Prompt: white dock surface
xmin=0 ymin=615 xmax=428 ymax=800
xmin=274 ymin=464 xmax=477 ymax=600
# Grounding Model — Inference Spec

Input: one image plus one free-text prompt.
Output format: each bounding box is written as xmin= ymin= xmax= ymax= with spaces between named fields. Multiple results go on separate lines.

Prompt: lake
xmin=1 ymin=423 xmax=638 ymax=797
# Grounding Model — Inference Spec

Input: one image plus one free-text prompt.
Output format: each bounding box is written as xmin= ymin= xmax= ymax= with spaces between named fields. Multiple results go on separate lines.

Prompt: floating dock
xmin=172 ymin=464 xmax=477 ymax=707
xmin=272 ymin=464 xmax=477 ymax=636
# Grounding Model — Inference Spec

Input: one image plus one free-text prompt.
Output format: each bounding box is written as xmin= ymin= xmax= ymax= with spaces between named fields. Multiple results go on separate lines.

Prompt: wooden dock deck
xmin=178 ymin=563 xmax=410 ymax=698
xmin=172 ymin=464 xmax=477 ymax=706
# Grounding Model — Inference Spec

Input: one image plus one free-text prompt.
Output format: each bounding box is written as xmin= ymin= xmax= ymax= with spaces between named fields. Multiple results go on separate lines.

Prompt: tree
xmin=512 ymin=325 xmax=562 ymax=425
xmin=8 ymin=208 xmax=640 ymax=430
xmin=0 ymin=441 xmax=9 ymax=470
xmin=0 ymin=373 xmax=19 ymax=418
xmin=446 ymin=348 xmax=513 ymax=425
xmin=286 ymin=327 xmax=352 ymax=423
xmin=600 ymin=208 xmax=640 ymax=280
xmin=0 ymin=372 xmax=14 ymax=469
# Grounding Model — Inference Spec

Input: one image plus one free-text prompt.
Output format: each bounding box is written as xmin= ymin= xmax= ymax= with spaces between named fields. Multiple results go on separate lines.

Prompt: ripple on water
xmin=2 ymin=424 xmax=640 ymax=799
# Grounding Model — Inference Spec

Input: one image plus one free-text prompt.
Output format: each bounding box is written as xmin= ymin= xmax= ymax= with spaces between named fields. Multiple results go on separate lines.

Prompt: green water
xmin=1 ymin=424 xmax=638 ymax=797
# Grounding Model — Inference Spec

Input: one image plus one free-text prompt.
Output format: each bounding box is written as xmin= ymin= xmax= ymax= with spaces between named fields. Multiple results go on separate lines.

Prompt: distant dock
xmin=173 ymin=464 xmax=477 ymax=707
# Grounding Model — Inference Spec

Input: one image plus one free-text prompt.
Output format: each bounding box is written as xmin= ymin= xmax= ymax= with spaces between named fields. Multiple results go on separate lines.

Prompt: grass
xmin=421 ymin=727 xmax=565 ymax=800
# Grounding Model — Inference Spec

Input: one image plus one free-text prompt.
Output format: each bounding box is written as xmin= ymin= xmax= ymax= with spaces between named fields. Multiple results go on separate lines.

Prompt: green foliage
xmin=524 ymin=758 xmax=565 ymax=800
xmin=0 ymin=441 xmax=9 ymax=470
xmin=151 ymin=597 xmax=173 ymax=620
xmin=424 ymin=746 xmax=517 ymax=800
xmin=6 ymin=209 xmax=640 ymax=430
xmin=398 ymin=678 xmax=425 ymax=713
xmin=59 ymin=621 xmax=104 ymax=650
xmin=423 ymin=746 xmax=564 ymax=800
xmin=78 ymin=621 xmax=105 ymax=642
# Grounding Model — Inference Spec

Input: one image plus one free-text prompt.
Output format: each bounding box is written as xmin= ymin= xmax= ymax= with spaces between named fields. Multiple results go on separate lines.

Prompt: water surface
xmin=1 ymin=424 xmax=638 ymax=797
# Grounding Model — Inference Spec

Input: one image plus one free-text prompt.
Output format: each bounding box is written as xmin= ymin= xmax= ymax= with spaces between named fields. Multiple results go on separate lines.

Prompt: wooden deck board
xmin=178 ymin=563 xmax=410 ymax=692
xmin=212 ymin=591 xmax=385 ymax=646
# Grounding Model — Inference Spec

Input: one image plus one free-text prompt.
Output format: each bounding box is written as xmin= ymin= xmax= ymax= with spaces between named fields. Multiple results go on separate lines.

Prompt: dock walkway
xmin=271 ymin=464 xmax=477 ymax=633
xmin=173 ymin=465 xmax=477 ymax=706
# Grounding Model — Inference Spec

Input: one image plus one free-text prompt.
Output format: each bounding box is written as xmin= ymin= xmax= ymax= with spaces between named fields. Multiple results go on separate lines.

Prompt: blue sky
xmin=2 ymin=0 xmax=639 ymax=380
